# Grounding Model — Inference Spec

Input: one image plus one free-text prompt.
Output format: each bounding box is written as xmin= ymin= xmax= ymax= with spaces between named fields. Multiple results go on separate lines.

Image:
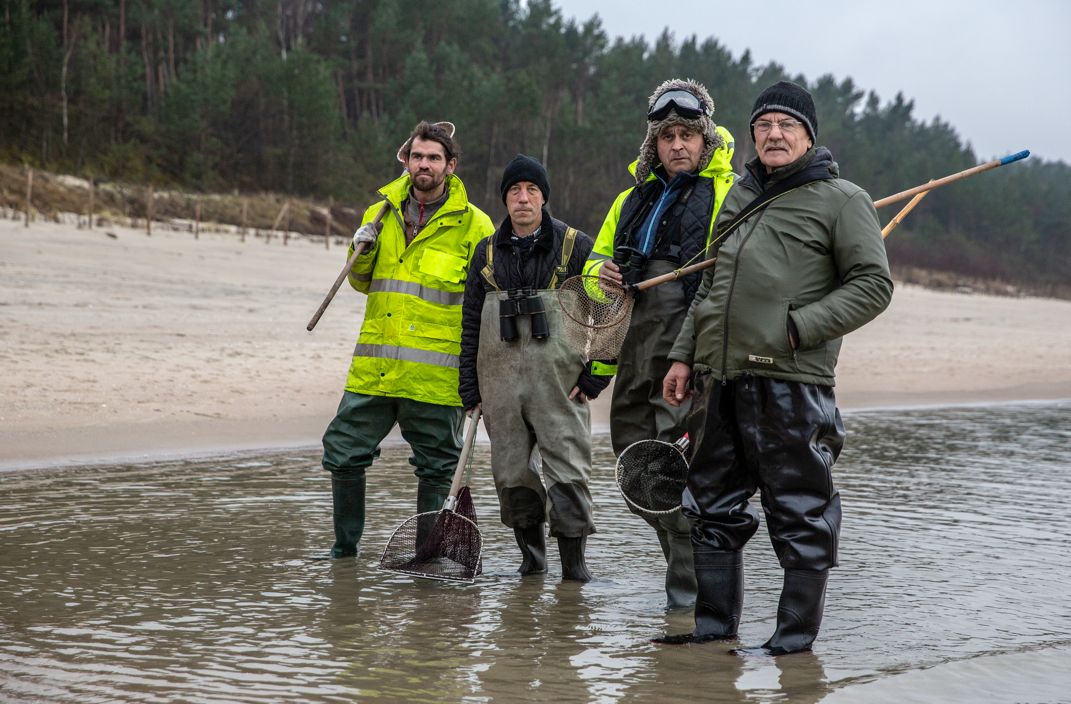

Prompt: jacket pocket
xmin=741 ymin=298 xmax=793 ymax=371
xmin=418 ymin=247 xmax=468 ymax=284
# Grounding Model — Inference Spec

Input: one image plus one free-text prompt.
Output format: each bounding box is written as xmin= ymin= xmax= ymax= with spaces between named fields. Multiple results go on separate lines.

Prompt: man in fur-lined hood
xmin=582 ymin=78 xmax=737 ymax=611
xmin=633 ymin=78 xmax=726 ymax=184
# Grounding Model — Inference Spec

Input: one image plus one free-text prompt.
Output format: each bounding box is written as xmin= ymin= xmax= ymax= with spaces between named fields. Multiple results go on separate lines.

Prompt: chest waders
xmin=478 ymin=283 xmax=596 ymax=580
xmin=610 ymin=258 xmax=697 ymax=608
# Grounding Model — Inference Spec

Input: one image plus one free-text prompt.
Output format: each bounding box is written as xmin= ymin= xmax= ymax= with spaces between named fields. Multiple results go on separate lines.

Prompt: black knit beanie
xmin=500 ymin=154 xmax=550 ymax=203
xmin=749 ymin=80 xmax=818 ymax=143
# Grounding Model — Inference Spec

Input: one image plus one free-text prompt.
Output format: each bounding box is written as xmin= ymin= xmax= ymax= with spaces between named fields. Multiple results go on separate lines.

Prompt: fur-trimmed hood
xmin=634 ymin=78 xmax=723 ymax=184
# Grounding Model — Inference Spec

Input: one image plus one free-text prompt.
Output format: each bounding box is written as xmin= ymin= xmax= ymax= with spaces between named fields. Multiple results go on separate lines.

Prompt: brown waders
xmin=478 ymin=290 xmax=596 ymax=581
xmin=610 ymin=260 xmax=696 ymax=608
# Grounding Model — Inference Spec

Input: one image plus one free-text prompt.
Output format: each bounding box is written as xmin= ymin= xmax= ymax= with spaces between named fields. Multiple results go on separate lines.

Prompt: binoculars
xmin=499 ymin=288 xmax=549 ymax=342
xmin=613 ymin=245 xmax=649 ymax=286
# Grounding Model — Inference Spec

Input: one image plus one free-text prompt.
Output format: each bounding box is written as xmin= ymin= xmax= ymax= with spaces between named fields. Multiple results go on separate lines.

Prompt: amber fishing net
xmin=378 ymin=486 xmax=483 ymax=583
xmin=615 ymin=438 xmax=690 ymax=515
xmin=557 ymin=275 xmax=635 ymax=360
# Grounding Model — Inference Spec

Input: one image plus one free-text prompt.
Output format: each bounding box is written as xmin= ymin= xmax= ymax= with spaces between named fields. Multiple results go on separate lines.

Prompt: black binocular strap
xmin=707 ymin=168 xmax=835 ymax=257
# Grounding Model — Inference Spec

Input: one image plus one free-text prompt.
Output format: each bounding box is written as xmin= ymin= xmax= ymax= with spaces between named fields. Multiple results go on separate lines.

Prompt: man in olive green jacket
xmin=657 ymin=81 xmax=893 ymax=654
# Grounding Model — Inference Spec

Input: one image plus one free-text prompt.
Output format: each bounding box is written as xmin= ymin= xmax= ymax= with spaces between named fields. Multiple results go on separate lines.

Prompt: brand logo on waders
xmin=748 ymin=354 xmax=774 ymax=364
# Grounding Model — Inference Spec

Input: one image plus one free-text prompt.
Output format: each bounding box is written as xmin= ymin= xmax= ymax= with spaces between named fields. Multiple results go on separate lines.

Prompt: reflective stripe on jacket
xmin=344 ymin=172 xmax=494 ymax=406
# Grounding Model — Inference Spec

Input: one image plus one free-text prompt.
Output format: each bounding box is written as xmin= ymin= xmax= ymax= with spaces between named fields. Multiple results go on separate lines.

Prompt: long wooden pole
xmin=873 ymin=150 xmax=1029 ymax=209
xmin=634 ymin=151 xmax=1030 ymax=292
xmin=306 ymin=202 xmax=389 ymax=332
xmin=881 ymin=190 xmax=928 ymax=239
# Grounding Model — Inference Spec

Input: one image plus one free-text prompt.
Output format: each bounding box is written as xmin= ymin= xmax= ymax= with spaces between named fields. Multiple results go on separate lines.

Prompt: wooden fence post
xmin=24 ymin=168 xmax=33 ymax=227
xmin=146 ymin=185 xmax=154 ymax=236
xmin=284 ymin=199 xmax=290 ymax=246
xmin=240 ymin=199 xmax=248 ymax=243
xmin=87 ymin=179 xmax=94 ymax=230
xmin=325 ymin=198 xmax=332 ymax=250
xmin=194 ymin=200 xmax=201 ymax=239
xmin=269 ymin=201 xmax=289 ymax=245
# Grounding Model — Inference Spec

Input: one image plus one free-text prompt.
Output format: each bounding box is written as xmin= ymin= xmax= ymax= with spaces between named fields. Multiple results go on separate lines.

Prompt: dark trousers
xmin=321 ymin=391 xmax=463 ymax=491
xmin=682 ymin=373 xmax=845 ymax=571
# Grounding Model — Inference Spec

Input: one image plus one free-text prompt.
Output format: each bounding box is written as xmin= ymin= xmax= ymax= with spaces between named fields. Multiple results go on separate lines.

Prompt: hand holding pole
xmin=306 ymin=202 xmax=390 ymax=332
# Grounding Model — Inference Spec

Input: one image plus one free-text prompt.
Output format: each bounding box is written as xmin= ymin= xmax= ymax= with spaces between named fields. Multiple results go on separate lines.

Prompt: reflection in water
xmin=1 ymin=402 xmax=1068 ymax=702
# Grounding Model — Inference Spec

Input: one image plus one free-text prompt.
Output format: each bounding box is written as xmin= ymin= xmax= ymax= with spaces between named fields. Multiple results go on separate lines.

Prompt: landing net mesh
xmin=379 ymin=486 xmax=483 ymax=583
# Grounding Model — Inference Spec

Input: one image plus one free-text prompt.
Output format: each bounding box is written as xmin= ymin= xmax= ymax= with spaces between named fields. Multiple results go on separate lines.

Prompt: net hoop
xmin=557 ymin=274 xmax=636 ymax=360
xmin=378 ymin=509 xmax=483 ymax=583
xmin=615 ymin=438 xmax=689 ymax=516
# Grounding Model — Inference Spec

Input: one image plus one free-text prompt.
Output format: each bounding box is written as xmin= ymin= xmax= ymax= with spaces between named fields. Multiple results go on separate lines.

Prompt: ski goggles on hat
xmin=647 ymin=89 xmax=711 ymax=121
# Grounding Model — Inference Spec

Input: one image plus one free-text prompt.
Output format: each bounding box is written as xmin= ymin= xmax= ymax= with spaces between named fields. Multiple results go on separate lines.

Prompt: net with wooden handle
xmin=378 ymin=411 xmax=483 ymax=583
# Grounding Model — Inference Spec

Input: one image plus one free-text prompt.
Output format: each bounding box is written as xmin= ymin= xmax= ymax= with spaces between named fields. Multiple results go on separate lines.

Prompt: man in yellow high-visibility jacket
xmin=322 ymin=121 xmax=494 ymax=559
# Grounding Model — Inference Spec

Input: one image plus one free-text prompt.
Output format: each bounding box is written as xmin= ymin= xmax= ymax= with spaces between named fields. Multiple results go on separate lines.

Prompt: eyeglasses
xmin=648 ymin=89 xmax=711 ymax=121
xmin=752 ymin=118 xmax=804 ymax=135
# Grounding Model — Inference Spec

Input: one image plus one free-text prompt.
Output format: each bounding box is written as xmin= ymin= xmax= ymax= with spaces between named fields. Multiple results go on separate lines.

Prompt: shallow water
xmin=1 ymin=402 xmax=1069 ymax=703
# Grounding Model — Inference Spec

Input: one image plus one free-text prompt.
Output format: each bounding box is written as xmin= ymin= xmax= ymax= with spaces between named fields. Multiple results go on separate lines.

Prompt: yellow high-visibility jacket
xmin=344 ymin=172 xmax=494 ymax=406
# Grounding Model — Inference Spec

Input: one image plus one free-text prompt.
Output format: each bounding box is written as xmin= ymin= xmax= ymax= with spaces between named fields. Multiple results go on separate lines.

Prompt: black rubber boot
xmin=330 ymin=476 xmax=366 ymax=558
xmin=558 ymin=535 xmax=592 ymax=582
xmin=653 ymin=549 xmax=743 ymax=644
xmin=417 ymin=483 xmax=449 ymax=514
xmin=514 ymin=524 xmax=547 ymax=575
xmin=759 ymin=568 xmax=829 ymax=655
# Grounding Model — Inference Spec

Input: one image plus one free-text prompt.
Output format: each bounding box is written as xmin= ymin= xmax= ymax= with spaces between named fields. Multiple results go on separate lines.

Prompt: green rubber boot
xmin=417 ymin=483 xmax=449 ymax=514
xmin=330 ymin=476 xmax=366 ymax=558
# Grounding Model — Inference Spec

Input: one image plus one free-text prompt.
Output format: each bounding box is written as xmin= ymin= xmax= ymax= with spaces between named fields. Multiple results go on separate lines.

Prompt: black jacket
xmin=459 ymin=210 xmax=610 ymax=408
xmin=614 ymin=167 xmax=716 ymax=301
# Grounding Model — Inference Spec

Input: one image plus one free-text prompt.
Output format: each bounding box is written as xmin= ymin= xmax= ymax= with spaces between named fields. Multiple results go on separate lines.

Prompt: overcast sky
xmin=555 ymin=0 xmax=1065 ymax=164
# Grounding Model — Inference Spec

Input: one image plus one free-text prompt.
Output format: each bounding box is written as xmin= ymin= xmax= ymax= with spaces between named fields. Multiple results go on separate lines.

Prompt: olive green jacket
xmin=669 ymin=148 xmax=893 ymax=386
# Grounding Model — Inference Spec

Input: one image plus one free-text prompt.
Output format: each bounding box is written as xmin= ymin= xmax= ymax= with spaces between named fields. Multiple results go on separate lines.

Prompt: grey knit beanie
xmin=634 ymin=78 xmax=723 ymax=184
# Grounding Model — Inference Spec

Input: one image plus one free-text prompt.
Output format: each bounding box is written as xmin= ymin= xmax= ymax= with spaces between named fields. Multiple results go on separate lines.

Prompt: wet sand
xmin=3 ymin=217 xmax=1070 ymax=470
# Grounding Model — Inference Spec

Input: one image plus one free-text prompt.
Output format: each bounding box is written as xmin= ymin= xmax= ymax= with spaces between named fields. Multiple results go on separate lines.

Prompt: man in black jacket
xmin=459 ymin=155 xmax=609 ymax=581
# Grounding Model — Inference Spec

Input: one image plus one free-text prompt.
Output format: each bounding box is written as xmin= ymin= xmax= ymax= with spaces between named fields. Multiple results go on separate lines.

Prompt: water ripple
xmin=1 ymin=402 xmax=1068 ymax=702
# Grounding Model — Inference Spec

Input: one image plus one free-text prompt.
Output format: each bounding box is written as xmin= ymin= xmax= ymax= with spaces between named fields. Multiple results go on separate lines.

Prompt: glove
xmin=351 ymin=222 xmax=380 ymax=248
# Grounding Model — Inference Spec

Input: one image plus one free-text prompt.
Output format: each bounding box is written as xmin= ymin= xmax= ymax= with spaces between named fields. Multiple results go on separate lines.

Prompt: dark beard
xmin=411 ymin=171 xmax=446 ymax=196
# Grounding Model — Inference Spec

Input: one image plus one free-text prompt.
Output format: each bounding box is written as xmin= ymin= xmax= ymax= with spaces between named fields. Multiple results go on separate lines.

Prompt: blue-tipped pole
xmin=1000 ymin=150 xmax=1030 ymax=165
xmin=874 ymin=150 xmax=1031 ymax=209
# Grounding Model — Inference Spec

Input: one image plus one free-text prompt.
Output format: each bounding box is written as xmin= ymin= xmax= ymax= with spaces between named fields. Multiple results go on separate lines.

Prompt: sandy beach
xmin=2 ymin=216 xmax=1069 ymax=470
